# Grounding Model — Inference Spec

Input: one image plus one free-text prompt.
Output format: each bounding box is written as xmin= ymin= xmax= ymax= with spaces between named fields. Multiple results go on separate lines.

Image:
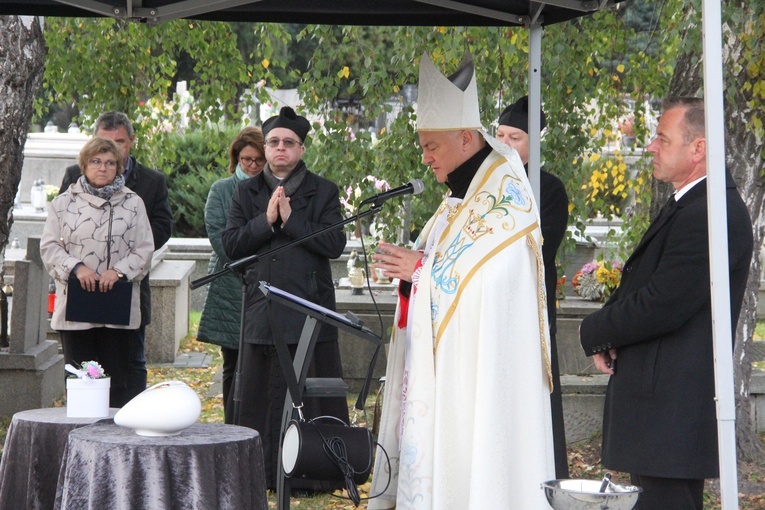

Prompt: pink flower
xmin=581 ymin=261 xmax=599 ymax=275
xmin=81 ymin=361 xmax=106 ymax=379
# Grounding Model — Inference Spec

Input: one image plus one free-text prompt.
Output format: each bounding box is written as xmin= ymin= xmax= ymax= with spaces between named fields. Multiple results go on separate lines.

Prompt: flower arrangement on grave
xmin=555 ymin=274 xmax=567 ymax=302
xmin=572 ymin=260 xmax=623 ymax=302
xmin=45 ymin=185 xmax=60 ymax=202
xmin=65 ymin=360 xmax=108 ymax=380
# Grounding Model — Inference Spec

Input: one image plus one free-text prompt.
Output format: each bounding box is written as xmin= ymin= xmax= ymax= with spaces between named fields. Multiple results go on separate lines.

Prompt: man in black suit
xmin=60 ymin=111 xmax=173 ymax=401
xmin=497 ymin=96 xmax=570 ymax=479
xmin=579 ymin=97 xmax=753 ymax=509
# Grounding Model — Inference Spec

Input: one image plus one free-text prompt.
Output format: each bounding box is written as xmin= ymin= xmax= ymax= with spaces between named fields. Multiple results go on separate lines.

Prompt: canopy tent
xmin=0 ymin=1 xmax=739 ymax=508
xmin=1 ymin=0 xmax=621 ymax=25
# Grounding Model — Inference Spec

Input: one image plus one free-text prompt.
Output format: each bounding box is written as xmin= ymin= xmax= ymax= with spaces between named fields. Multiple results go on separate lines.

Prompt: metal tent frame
xmin=0 ymin=1 xmax=738 ymax=507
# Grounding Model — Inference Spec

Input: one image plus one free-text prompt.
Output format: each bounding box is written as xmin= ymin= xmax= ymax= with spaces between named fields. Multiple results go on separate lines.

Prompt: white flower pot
xmin=66 ymin=377 xmax=111 ymax=418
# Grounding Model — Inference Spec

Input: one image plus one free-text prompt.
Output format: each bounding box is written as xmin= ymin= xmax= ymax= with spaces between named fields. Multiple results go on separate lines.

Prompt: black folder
xmin=65 ymin=274 xmax=132 ymax=326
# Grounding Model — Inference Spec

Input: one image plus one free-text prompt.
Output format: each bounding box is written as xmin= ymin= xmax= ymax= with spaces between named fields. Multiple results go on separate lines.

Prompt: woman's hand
xmin=74 ymin=265 xmax=98 ymax=292
xmin=372 ymin=241 xmax=423 ymax=283
xmin=98 ymin=269 xmax=122 ymax=292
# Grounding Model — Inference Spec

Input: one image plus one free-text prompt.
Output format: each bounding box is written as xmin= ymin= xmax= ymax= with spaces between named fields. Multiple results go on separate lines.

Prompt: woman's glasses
xmin=239 ymin=156 xmax=266 ymax=167
xmin=89 ymin=159 xmax=117 ymax=169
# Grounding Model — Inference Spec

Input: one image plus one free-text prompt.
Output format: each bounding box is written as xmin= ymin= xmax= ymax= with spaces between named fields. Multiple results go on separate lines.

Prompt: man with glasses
xmin=222 ymin=106 xmax=348 ymax=490
xmin=60 ymin=111 xmax=173 ymax=403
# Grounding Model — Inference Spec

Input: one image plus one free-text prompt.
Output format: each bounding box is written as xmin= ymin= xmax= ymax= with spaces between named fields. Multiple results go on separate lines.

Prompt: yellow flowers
xmin=583 ymin=154 xmax=633 ymax=213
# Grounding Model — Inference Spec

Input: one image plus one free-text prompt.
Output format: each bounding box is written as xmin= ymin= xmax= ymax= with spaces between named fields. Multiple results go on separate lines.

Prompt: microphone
xmin=358 ymin=179 xmax=425 ymax=208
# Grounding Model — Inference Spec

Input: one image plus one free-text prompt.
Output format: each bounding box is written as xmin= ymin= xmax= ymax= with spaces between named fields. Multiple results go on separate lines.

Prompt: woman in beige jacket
xmin=41 ymin=137 xmax=154 ymax=407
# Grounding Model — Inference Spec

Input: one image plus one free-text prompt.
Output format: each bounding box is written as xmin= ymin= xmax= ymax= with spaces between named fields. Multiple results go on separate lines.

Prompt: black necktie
xmin=643 ymin=195 xmax=677 ymax=239
xmin=658 ymin=195 xmax=677 ymax=221
xmin=667 ymin=194 xmax=677 ymax=212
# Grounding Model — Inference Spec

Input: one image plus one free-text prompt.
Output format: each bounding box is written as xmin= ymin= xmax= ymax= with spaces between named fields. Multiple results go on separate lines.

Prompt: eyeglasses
xmin=239 ymin=156 xmax=266 ymax=167
xmin=89 ymin=158 xmax=117 ymax=169
xmin=265 ymin=138 xmax=302 ymax=149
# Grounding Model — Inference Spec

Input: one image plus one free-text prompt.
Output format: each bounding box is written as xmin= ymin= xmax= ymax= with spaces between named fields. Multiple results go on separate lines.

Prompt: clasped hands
xmin=267 ymin=186 xmax=292 ymax=227
xmin=74 ymin=265 xmax=123 ymax=292
xmin=371 ymin=241 xmax=423 ymax=283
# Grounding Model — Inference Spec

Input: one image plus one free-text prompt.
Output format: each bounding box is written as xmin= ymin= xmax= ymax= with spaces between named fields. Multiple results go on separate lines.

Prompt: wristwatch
xmin=115 ymin=270 xmax=127 ymax=281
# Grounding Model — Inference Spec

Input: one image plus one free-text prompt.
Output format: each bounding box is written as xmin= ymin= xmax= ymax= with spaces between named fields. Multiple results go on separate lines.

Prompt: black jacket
xmin=60 ymin=157 xmax=173 ymax=324
xmin=222 ymin=169 xmax=346 ymax=345
xmin=538 ymin=169 xmax=569 ymax=334
xmin=580 ymin=172 xmax=752 ymax=479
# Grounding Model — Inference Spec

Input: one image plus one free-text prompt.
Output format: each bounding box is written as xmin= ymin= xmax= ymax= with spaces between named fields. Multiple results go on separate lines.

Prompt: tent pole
xmin=528 ymin=22 xmax=542 ymax=202
xmin=701 ymin=0 xmax=739 ymax=508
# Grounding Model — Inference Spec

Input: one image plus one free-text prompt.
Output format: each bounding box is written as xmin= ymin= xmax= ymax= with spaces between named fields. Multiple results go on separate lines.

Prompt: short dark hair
xmin=662 ymin=97 xmax=705 ymax=143
xmin=94 ymin=111 xmax=134 ymax=138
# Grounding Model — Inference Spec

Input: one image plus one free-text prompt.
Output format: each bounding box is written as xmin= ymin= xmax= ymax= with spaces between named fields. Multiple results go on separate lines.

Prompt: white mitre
xmin=416 ymin=52 xmax=482 ymax=132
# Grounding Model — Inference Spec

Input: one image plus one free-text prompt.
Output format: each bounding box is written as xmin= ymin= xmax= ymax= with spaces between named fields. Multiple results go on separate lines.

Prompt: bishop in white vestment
xmin=368 ymin=53 xmax=556 ymax=509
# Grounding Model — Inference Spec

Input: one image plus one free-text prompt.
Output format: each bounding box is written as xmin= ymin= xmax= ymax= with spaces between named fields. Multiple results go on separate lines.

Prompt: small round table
xmin=54 ymin=421 xmax=267 ymax=510
xmin=0 ymin=407 xmax=117 ymax=510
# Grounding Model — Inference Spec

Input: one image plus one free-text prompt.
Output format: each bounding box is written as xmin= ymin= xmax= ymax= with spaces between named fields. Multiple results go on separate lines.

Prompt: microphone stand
xmin=190 ymin=204 xmax=383 ymax=425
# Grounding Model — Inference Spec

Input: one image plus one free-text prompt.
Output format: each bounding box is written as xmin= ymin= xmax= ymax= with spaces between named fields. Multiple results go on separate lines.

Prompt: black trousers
xmin=631 ymin=473 xmax=704 ymax=510
xmin=60 ymin=327 xmax=135 ymax=408
xmin=125 ymin=324 xmax=147 ymax=402
xmin=221 ymin=346 xmax=239 ymax=425
xmin=549 ymin=331 xmax=568 ymax=478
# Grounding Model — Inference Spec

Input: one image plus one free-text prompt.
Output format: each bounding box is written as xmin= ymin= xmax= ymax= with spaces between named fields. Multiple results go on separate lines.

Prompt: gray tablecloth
xmin=0 ymin=407 xmax=117 ymax=510
xmin=54 ymin=421 xmax=267 ymax=510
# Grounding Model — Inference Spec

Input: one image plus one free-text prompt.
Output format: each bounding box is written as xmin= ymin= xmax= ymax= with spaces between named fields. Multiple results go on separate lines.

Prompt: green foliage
xmin=724 ymin=2 xmax=765 ymax=160
xmin=38 ymin=18 xmax=258 ymax=132
xmin=291 ymin=15 xmax=676 ymax=255
xmin=161 ymin=124 xmax=240 ymax=237
xmin=37 ymin=8 xmax=680 ymax=253
xmin=39 ymin=18 xmax=266 ymax=237
xmin=41 ymin=2 xmax=759 ymax=268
